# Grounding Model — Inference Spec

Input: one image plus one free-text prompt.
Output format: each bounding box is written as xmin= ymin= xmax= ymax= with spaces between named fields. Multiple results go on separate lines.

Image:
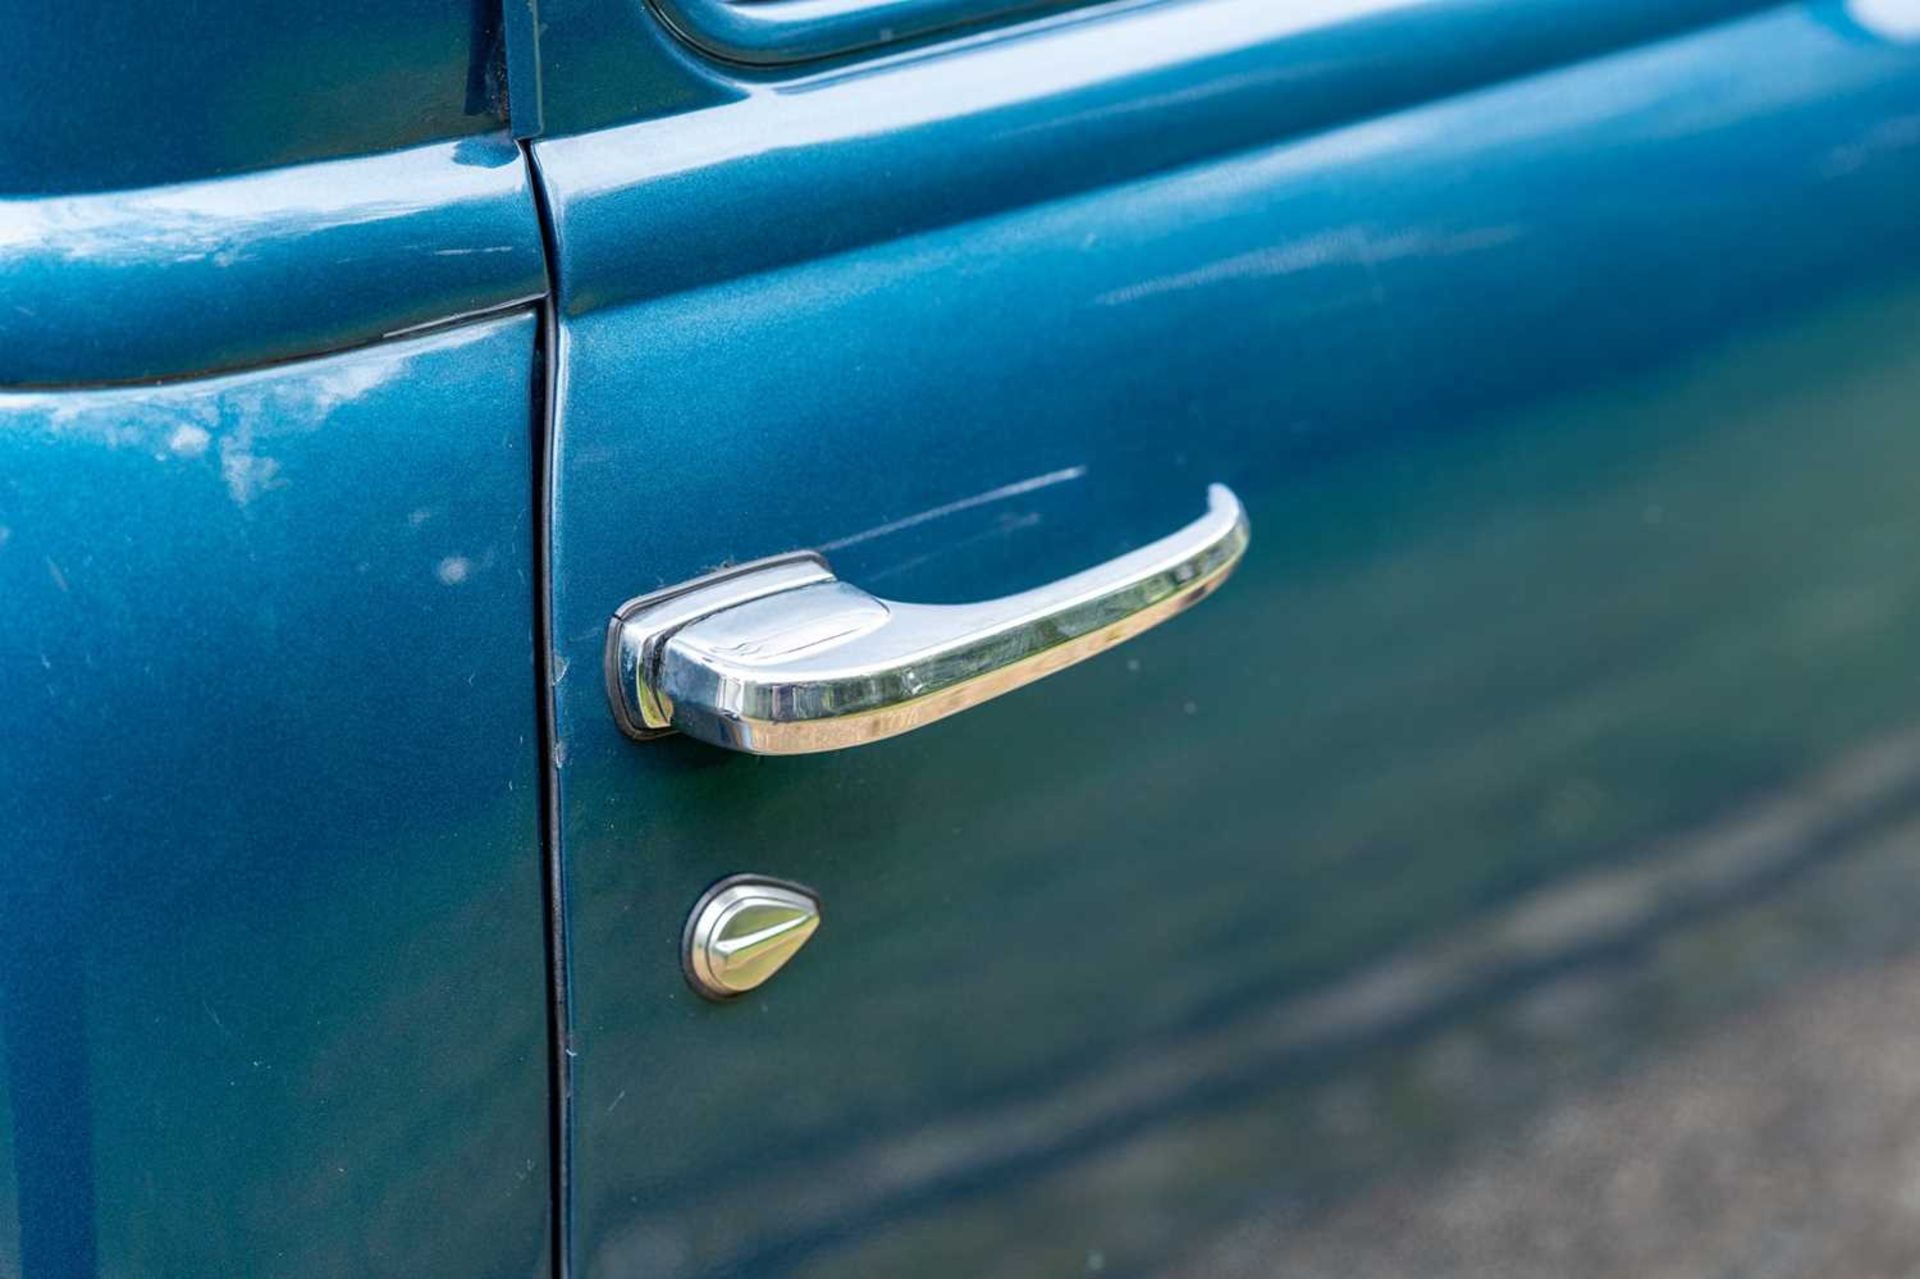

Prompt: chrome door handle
xmin=606 ymin=484 xmax=1250 ymax=755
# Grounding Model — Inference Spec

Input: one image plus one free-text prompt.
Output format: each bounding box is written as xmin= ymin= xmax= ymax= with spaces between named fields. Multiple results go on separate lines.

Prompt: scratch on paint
xmin=201 ymin=998 xmax=235 ymax=1041
xmin=819 ymin=465 xmax=1088 ymax=553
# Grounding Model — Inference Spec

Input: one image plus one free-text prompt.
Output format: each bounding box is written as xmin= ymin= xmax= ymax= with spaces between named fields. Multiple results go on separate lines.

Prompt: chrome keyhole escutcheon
xmin=682 ymin=876 xmax=822 ymax=1000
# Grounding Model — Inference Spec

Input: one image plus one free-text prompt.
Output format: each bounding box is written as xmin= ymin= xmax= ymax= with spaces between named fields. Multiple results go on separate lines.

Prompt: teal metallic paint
xmin=536 ymin=3 xmax=1920 ymax=1275
xmin=535 ymin=0 xmax=1772 ymax=317
xmin=649 ymin=0 xmax=1089 ymax=65
xmin=1 ymin=0 xmax=507 ymax=195
xmin=529 ymin=0 xmax=1772 ymax=149
xmin=0 ymin=315 xmax=551 ymax=1276
xmin=2 ymin=0 xmax=1917 ymax=1272
xmin=0 ymin=134 xmax=547 ymax=389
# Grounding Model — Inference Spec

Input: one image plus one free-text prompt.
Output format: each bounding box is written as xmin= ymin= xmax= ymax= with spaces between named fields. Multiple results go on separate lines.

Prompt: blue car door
xmin=528 ymin=1 xmax=1920 ymax=1276
xmin=0 ymin=3 xmax=553 ymax=1273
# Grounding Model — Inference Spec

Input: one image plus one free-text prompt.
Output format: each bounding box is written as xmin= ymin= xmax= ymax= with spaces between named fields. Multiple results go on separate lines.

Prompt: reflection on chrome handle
xmin=606 ymin=484 xmax=1250 ymax=755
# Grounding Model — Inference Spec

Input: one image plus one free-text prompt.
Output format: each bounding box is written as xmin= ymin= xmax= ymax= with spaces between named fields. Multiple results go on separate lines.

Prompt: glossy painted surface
xmin=0 ymin=316 xmax=551 ymax=1276
xmin=538 ymin=3 xmax=1920 ymax=1276
xmin=529 ymin=0 xmax=1769 ymax=144
xmin=650 ymin=0 xmax=1085 ymax=65
xmin=537 ymin=0 xmax=1768 ymax=316
xmin=1 ymin=0 xmax=505 ymax=195
xmin=0 ymin=135 xmax=547 ymax=389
